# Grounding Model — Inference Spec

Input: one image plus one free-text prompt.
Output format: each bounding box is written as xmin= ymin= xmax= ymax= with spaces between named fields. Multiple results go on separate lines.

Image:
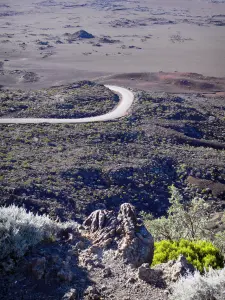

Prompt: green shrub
xmin=152 ymin=239 xmax=224 ymax=273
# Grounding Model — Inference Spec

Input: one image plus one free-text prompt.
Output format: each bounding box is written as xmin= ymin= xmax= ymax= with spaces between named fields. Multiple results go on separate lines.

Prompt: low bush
xmin=152 ymin=239 xmax=224 ymax=273
xmin=170 ymin=267 xmax=225 ymax=300
xmin=0 ymin=205 xmax=58 ymax=261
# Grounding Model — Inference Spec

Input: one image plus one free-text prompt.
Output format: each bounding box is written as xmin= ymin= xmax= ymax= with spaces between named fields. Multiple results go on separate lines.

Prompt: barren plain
xmin=0 ymin=0 xmax=225 ymax=90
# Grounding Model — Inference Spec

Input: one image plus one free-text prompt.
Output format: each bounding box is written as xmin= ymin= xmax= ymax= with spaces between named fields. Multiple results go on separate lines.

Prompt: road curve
xmin=0 ymin=85 xmax=134 ymax=124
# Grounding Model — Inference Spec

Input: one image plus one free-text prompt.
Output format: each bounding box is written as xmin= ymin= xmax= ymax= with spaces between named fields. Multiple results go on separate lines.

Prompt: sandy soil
xmin=0 ymin=0 xmax=225 ymax=90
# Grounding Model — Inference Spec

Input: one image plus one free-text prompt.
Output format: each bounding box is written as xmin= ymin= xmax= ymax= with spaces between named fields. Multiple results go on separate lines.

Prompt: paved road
xmin=0 ymin=85 xmax=134 ymax=124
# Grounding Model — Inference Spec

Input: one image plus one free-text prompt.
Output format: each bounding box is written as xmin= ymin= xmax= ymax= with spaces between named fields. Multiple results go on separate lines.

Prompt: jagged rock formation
xmin=76 ymin=204 xmax=164 ymax=299
xmin=83 ymin=203 xmax=154 ymax=267
xmin=153 ymin=255 xmax=195 ymax=283
xmin=138 ymin=255 xmax=195 ymax=286
xmin=0 ymin=204 xmax=196 ymax=300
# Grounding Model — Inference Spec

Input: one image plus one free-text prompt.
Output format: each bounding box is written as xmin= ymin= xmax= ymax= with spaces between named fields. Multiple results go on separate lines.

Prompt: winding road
xmin=0 ymin=85 xmax=134 ymax=124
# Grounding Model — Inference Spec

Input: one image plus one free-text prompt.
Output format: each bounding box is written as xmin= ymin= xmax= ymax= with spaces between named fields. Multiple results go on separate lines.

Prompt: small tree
xmin=142 ymin=185 xmax=210 ymax=241
xmin=213 ymin=213 xmax=225 ymax=254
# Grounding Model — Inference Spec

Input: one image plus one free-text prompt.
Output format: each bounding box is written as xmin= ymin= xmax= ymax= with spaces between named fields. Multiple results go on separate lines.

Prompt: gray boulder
xmin=153 ymin=254 xmax=195 ymax=283
xmin=138 ymin=255 xmax=195 ymax=287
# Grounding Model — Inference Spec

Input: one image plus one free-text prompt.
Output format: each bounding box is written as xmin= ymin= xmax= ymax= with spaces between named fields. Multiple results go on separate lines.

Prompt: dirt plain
xmin=0 ymin=0 xmax=225 ymax=90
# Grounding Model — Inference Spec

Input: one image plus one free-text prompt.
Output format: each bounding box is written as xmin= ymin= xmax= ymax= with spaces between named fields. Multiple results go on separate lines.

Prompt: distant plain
xmin=0 ymin=0 xmax=225 ymax=90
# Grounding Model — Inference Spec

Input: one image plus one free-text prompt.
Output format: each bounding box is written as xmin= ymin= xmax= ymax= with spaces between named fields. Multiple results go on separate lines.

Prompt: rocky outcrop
xmin=0 ymin=204 xmax=169 ymax=300
xmin=138 ymin=255 xmax=195 ymax=286
xmin=83 ymin=203 xmax=154 ymax=267
xmin=62 ymin=288 xmax=77 ymax=300
xmin=153 ymin=255 xmax=195 ymax=283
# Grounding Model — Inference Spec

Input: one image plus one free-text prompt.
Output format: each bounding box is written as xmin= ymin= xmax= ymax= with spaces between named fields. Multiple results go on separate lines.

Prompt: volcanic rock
xmin=83 ymin=203 xmax=154 ymax=267
xmin=153 ymin=255 xmax=195 ymax=283
xmin=65 ymin=30 xmax=95 ymax=42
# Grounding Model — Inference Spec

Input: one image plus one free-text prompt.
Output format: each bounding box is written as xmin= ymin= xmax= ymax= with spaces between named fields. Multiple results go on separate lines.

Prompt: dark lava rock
xmin=99 ymin=37 xmax=120 ymax=44
xmin=37 ymin=40 xmax=49 ymax=46
xmin=74 ymin=30 xmax=95 ymax=38
xmin=65 ymin=30 xmax=95 ymax=42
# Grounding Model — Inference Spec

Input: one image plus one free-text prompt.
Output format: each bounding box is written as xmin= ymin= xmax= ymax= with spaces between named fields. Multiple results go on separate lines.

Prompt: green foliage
xmin=142 ymin=185 xmax=210 ymax=241
xmin=152 ymin=239 xmax=224 ymax=273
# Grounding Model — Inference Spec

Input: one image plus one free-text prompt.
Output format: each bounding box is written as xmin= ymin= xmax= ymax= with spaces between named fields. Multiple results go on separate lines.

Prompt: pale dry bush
xmin=0 ymin=205 xmax=59 ymax=260
xmin=170 ymin=267 xmax=225 ymax=300
xmin=142 ymin=185 xmax=210 ymax=241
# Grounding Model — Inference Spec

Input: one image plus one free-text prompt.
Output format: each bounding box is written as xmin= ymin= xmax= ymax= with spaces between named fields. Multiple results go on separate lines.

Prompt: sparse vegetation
xmin=170 ymin=267 xmax=225 ymax=300
xmin=0 ymin=81 xmax=119 ymax=119
xmin=142 ymin=185 xmax=210 ymax=241
xmin=1 ymin=0 xmax=225 ymax=296
xmin=0 ymin=205 xmax=58 ymax=261
xmin=0 ymin=82 xmax=225 ymax=223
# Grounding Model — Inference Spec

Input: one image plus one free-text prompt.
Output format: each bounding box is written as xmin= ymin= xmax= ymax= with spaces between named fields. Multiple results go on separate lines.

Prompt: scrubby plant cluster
xmin=152 ymin=239 xmax=224 ymax=273
xmin=214 ymin=230 xmax=225 ymax=254
xmin=213 ymin=212 xmax=225 ymax=254
xmin=0 ymin=81 xmax=118 ymax=119
xmin=0 ymin=205 xmax=59 ymax=261
xmin=1 ymin=82 xmax=225 ymax=222
xmin=142 ymin=185 xmax=210 ymax=241
xmin=142 ymin=185 xmax=225 ymax=257
xmin=169 ymin=267 xmax=225 ymax=300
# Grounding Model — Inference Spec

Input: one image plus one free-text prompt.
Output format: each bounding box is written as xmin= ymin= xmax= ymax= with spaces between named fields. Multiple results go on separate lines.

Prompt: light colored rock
xmin=137 ymin=255 xmax=195 ymax=288
xmin=83 ymin=203 xmax=154 ymax=267
xmin=62 ymin=288 xmax=77 ymax=300
xmin=153 ymin=255 xmax=195 ymax=283
xmin=208 ymin=115 xmax=216 ymax=123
